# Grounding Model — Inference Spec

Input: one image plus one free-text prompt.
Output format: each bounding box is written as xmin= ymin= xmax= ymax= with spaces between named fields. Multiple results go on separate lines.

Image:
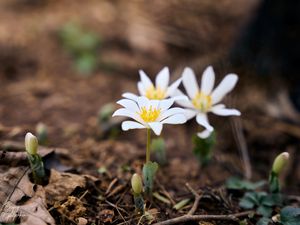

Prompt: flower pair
xmin=113 ymin=66 xmax=240 ymax=137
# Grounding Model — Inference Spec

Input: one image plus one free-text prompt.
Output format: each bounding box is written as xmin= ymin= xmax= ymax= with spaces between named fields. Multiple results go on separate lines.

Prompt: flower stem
xmin=146 ymin=128 xmax=151 ymax=163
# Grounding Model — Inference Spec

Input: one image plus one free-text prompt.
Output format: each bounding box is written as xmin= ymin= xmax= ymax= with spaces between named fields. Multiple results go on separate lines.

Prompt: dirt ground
xmin=0 ymin=1 xmax=299 ymax=224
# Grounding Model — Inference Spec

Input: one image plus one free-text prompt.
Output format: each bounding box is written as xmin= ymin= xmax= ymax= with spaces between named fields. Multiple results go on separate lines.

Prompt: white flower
xmin=173 ymin=66 xmax=241 ymax=139
xmin=112 ymin=96 xmax=187 ymax=135
xmin=122 ymin=67 xmax=183 ymax=101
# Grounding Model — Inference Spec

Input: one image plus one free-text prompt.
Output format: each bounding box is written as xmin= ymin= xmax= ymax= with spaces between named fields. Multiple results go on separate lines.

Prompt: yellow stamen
xmin=192 ymin=92 xmax=212 ymax=112
xmin=139 ymin=106 xmax=161 ymax=122
xmin=145 ymin=86 xmax=166 ymax=100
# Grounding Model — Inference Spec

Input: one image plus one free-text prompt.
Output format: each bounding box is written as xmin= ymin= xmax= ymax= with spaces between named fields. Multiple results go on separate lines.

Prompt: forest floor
xmin=0 ymin=1 xmax=299 ymax=224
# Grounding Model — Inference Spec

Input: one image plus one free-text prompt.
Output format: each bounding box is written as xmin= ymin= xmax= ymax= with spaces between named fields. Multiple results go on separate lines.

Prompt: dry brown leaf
xmin=44 ymin=169 xmax=86 ymax=205
xmin=0 ymin=144 xmax=53 ymax=166
xmin=0 ymin=167 xmax=55 ymax=225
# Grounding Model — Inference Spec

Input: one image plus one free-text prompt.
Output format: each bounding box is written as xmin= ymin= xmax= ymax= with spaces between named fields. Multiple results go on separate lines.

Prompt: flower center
xmin=192 ymin=92 xmax=212 ymax=112
xmin=145 ymin=86 xmax=166 ymax=100
xmin=139 ymin=106 xmax=161 ymax=122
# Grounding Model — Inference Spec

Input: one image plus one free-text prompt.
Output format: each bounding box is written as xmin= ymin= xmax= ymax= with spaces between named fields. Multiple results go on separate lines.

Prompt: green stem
xmin=146 ymin=128 xmax=151 ymax=163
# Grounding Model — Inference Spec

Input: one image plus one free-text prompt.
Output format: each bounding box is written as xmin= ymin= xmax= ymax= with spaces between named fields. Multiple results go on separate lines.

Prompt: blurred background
xmin=0 ymin=0 xmax=299 ymax=192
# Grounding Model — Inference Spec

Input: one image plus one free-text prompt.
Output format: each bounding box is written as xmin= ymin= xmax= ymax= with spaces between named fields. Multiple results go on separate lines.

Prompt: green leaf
xmin=226 ymin=177 xmax=266 ymax=191
xmin=239 ymin=192 xmax=257 ymax=209
xmin=142 ymin=161 xmax=158 ymax=194
xmin=239 ymin=192 xmax=268 ymax=209
xmin=257 ymin=217 xmax=271 ymax=225
xmin=257 ymin=205 xmax=273 ymax=217
xmin=192 ymin=132 xmax=216 ymax=166
xmin=261 ymin=193 xmax=283 ymax=207
xmin=151 ymin=138 xmax=166 ymax=165
xmin=280 ymin=206 xmax=300 ymax=225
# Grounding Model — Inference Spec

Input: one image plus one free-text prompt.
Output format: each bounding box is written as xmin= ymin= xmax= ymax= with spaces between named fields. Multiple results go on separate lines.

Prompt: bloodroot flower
xmin=112 ymin=96 xmax=186 ymax=135
xmin=174 ymin=66 xmax=241 ymax=138
xmin=122 ymin=67 xmax=182 ymax=101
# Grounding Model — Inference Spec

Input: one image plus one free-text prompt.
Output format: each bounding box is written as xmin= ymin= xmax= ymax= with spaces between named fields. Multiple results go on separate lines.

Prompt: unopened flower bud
xmin=131 ymin=173 xmax=143 ymax=194
xmin=272 ymin=152 xmax=289 ymax=175
xmin=25 ymin=132 xmax=38 ymax=155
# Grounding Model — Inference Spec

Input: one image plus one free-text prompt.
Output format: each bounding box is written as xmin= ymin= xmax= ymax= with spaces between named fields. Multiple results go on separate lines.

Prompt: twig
xmin=185 ymin=183 xmax=201 ymax=215
xmin=105 ymin=200 xmax=128 ymax=224
xmin=152 ymin=210 xmax=255 ymax=225
xmin=231 ymin=117 xmax=252 ymax=179
xmin=155 ymin=179 xmax=176 ymax=205
xmin=107 ymin=184 xmax=126 ymax=198
xmin=105 ymin=178 xmax=118 ymax=195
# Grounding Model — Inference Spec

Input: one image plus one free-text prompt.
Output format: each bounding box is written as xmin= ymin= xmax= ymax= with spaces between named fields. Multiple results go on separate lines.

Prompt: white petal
xmin=211 ymin=107 xmax=241 ymax=116
xmin=171 ymin=95 xmax=189 ymax=101
xmin=122 ymin=93 xmax=139 ymax=101
xmin=148 ymin=122 xmax=163 ymax=135
xmin=201 ymin=66 xmax=215 ymax=95
xmin=122 ymin=121 xmax=145 ymax=131
xmin=139 ymin=70 xmax=154 ymax=90
xmin=210 ymin=104 xmax=225 ymax=111
xmin=166 ymin=78 xmax=182 ymax=97
xmin=161 ymin=114 xmax=187 ymax=124
xmin=173 ymin=89 xmax=195 ymax=108
xmin=211 ymin=74 xmax=238 ymax=104
xmin=137 ymin=96 xmax=149 ymax=109
xmin=155 ymin=67 xmax=169 ymax=90
xmin=159 ymin=107 xmax=185 ymax=120
xmin=117 ymin=99 xmax=139 ymax=112
xmin=183 ymin=109 xmax=198 ymax=120
xmin=112 ymin=108 xmax=137 ymax=121
xmin=159 ymin=99 xmax=174 ymax=111
xmin=147 ymin=99 xmax=160 ymax=110
xmin=197 ymin=129 xmax=212 ymax=139
xmin=182 ymin=67 xmax=199 ymax=99
xmin=137 ymin=82 xmax=146 ymax=95
xmin=196 ymin=113 xmax=213 ymax=131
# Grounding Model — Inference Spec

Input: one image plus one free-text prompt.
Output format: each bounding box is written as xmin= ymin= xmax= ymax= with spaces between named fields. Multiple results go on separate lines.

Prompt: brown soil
xmin=0 ymin=1 xmax=299 ymax=224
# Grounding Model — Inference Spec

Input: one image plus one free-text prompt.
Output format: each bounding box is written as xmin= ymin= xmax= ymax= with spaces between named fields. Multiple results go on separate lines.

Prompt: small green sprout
xmin=131 ymin=173 xmax=144 ymax=213
xmin=152 ymin=192 xmax=171 ymax=205
xmin=142 ymin=160 xmax=158 ymax=195
xmin=151 ymin=137 xmax=167 ymax=165
xmin=59 ymin=22 xmax=100 ymax=75
xmin=25 ymin=132 xmax=46 ymax=185
xmin=173 ymin=198 xmax=190 ymax=211
xmin=269 ymin=152 xmax=289 ymax=193
xmin=192 ymin=131 xmax=216 ymax=166
xmin=237 ymin=152 xmax=291 ymax=225
xmin=97 ymin=103 xmax=121 ymax=139
xmin=36 ymin=122 xmax=48 ymax=145
xmin=98 ymin=103 xmax=116 ymax=123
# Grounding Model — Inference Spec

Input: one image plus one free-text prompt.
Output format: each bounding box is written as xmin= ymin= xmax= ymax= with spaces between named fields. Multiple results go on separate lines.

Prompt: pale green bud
xmin=272 ymin=152 xmax=289 ymax=175
xmin=25 ymin=132 xmax=38 ymax=155
xmin=131 ymin=173 xmax=143 ymax=194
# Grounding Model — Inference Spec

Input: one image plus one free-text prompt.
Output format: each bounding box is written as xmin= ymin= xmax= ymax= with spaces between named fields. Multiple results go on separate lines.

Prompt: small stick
xmin=152 ymin=210 xmax=255 ymax=225
xmin=231 ymin=117 xmax=252 ymax=179
xmin=105 ymin=178 xmax=118 ymax=195
xmin=185 ymin=183 xmax=201 ymax=215
xmin=156 ymin=179 xmax=176 ymax=205
xmin=107 ymin=184 xmax=126 ymax=198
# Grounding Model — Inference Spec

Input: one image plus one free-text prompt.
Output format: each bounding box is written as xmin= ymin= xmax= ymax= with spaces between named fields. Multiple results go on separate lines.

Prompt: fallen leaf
xmin=44 ymin=169 xmax=86 ymax=205
xmin=0 ymin=167 xmax=55 ymax=225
